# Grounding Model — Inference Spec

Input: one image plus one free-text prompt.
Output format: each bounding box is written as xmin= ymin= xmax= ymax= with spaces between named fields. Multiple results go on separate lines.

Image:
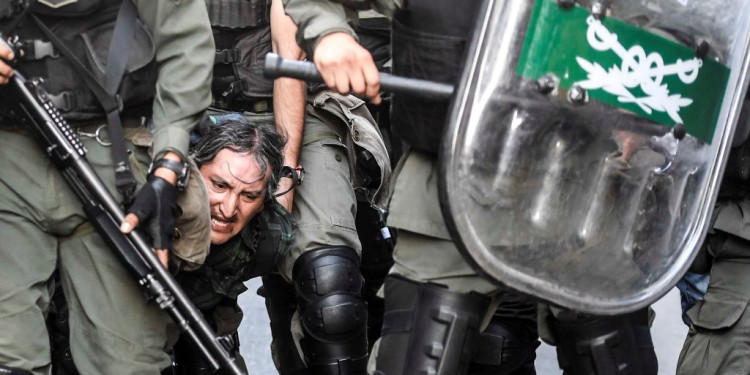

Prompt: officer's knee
xmin=292 ymin=246 xmax=368 ymax=374
xmin=551 ymin=308 xmax=657 ymax=375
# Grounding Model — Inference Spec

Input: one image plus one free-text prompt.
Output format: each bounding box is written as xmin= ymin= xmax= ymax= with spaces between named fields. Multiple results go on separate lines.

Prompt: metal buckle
xmin=77 ymin=124 xmax=112 ymax=147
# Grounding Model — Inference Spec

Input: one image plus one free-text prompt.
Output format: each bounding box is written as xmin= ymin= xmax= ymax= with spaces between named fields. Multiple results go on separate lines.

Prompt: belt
xmin=213 ymin=98 xmax=273 ymax=113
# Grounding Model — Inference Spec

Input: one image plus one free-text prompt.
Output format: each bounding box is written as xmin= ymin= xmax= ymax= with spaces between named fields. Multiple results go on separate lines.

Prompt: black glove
xmin=126 ymin=175 xmax=177 ymax=249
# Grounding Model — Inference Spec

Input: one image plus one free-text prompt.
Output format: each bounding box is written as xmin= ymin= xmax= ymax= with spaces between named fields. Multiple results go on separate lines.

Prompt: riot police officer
xmin=280 ymin=1 xmax=542 ymax=374
xmin=0 ymin=0 xmax=214 ymax=374
xmin=676 ymin=95 xmax=750 ymax=374
xmin=202 ymin=0 xmax=390 ymax=373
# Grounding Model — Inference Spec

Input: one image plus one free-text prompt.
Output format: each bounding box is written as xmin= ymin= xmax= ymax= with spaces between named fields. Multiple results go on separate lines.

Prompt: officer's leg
xmin=172 ymin=329 xmax=247 ymax=375
xmin=356 ymin=201 xmax=394 ymax=350
xmin=550 ymin=307 xmax=657 ymax=375
xmin=0 ymin=131 xmax=60 ymax=375
xmin=47 ymin=275 xmax=80 ymax=375
xmin=375 ymin=229 xmax=540 ymax=375
xmin=375 ymin=274 xmax=491 ymax=375
xmin=469 ymin=294 xmax=540 ymax=375
xmin=59 ymin=228 xmax=175 ymax=375
xmin=54 ymin=136 xmax=176 ymax=375
xmin=293 ymin=247 xmax=369 ymax=374
xmin=261 ymin=273 xmax=310 ymax=375
xmin=277 ymin=112 xmax=367 ymax=374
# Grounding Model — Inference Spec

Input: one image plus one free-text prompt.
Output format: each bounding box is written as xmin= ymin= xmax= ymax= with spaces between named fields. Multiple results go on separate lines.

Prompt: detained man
xmin=170 ymin=116 xmax=297 ymax=375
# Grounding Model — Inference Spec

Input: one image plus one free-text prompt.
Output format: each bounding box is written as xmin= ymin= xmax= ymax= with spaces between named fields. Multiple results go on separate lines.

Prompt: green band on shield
xmin=516 ymin=0 xmax=730 ymax=143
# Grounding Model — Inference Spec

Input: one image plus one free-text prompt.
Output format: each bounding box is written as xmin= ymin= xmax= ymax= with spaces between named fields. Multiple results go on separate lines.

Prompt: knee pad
xmin=552 ymin=308 xmax=657 ymax=375
xmin=0 ymin=365 xmax=32 ymax=375
xmin=469 ymin=317 xmax=540 ymax=375
xmin=261 ymin=273 xmax=310 ymax=375
xmin=292 ymin=247 xmax=368 ymax=374
xmin=375 ymin=274 xmax=491 ymax=375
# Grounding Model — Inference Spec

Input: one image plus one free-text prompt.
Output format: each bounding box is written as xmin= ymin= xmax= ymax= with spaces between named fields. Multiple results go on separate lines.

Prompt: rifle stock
xmin=0 ymin=38 xmax=246 ymax=375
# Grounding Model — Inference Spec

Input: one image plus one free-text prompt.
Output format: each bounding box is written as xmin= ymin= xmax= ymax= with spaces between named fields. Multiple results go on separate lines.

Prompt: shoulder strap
xmin=30 ymin=0 xmax=139 ymax=204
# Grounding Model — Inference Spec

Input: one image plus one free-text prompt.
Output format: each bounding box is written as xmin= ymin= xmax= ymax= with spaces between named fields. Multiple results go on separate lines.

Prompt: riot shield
xmin=440 ymin=0 xmax=750 ymax=314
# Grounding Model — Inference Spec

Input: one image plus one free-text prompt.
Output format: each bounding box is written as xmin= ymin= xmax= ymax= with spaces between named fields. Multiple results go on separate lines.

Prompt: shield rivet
xmin=537 ymin=74 xmax=557 ymax=95
xmin=672 ymin=123 xmax=687 ymax=140
xmin=591 ymin=2 xmax=607 ymax=19
xmin=567 ymin=85 xmax=587 ymax=104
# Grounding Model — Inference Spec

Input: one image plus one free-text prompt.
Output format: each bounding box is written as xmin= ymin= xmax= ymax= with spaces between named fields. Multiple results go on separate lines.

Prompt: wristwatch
xmin=148 ymin=158 xmax=190 ymax=191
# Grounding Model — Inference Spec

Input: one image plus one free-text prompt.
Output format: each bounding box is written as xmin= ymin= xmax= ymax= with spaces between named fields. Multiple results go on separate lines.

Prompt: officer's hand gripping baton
xmin=0 ymin=37 xmax=247 ymax=375
xmin=263 ymin=52 xmax=455 ymax=101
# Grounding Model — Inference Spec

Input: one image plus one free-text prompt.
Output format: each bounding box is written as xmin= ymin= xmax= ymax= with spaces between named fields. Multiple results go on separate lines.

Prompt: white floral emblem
xmin=575 ymin=17 xmax=701 ymax=124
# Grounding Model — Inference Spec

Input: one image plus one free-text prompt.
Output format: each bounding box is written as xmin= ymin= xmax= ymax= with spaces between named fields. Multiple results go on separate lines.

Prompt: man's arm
xmin=271 ymin=0 xmax=306 ymax=212
xmin=282 ymin=0 xmax=381 ymax=103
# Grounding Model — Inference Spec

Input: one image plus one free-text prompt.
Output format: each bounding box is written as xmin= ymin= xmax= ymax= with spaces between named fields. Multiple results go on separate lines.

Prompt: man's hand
xmin=120 ymin=152 xmax=182 ymax=268
xmin=0 ymin=43 xmax=15 ymax=85
xmin=314 ymin=32 xmax=381 ymax=104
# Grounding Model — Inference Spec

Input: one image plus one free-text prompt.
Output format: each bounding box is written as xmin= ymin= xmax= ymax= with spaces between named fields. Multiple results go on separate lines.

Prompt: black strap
xmin=31 ymin=0 xmax=139 ymax=204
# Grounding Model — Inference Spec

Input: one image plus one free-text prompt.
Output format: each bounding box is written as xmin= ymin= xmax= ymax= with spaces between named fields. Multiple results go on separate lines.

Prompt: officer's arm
xmin=282 ymin=0 xmax=381 ymax=103
xmin=271 ymin=0 xmax=306 ymax=212
xmin=120 ymin=0 xmax=214 ymax=266
xmin=134 ymin=0 xmax=214 ymax=163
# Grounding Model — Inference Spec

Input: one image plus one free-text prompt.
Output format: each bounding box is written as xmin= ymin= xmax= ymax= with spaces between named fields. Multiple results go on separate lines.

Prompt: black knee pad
xmin=552 ymin=308 xmax=657 ymax=375
xmin=292 ymin=247 xmax=368 ymax=375
xmin=469 ymin=317 xmax=540 ymax=375
xmin=375 ymin=274 xmax=491 ymax=375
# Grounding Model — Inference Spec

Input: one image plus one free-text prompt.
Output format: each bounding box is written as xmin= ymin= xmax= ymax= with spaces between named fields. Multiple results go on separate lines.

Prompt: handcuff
xmin=274 ymin=165 xmax=305 ymax=197
xmin=148 ymin=158 xmax=190 ymax=192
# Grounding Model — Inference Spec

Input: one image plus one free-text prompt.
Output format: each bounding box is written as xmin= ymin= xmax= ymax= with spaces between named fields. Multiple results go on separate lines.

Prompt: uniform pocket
xmin=321 ymin=139 xmax=351 ymax=174
xmin=687 ymin=261 xmax=750 ymax=330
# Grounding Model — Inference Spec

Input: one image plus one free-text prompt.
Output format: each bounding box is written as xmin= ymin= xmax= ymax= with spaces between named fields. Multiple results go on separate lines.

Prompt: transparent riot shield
xmin=440 ymin=0 xmax=750 ymax=314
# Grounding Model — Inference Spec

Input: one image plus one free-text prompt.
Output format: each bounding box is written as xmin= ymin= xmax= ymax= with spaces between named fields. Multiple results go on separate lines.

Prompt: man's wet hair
xmin=191 ymin=118 xmax=286 ymax=195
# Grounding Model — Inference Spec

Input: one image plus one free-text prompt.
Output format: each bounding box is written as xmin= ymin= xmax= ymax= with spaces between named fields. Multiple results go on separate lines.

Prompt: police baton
xmin=263 ymin=53 xmax=454 ymax=101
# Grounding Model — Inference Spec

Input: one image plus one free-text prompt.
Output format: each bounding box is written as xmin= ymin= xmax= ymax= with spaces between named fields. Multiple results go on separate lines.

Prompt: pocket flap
xmin=687 ymin=261 xmax=750 ymax=330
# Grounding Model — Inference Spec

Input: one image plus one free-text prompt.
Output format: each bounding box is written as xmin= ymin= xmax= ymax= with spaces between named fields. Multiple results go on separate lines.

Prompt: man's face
xmin=200 ymin=149 xmax=271 ymax=245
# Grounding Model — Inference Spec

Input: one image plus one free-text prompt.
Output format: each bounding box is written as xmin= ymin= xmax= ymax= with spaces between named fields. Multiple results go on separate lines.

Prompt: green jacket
xmin=177 ymin=200 xmax=296 ymax=310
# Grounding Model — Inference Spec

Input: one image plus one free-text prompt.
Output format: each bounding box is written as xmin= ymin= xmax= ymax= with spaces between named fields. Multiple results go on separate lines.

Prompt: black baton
xmin=263 ymin=52 xmax=454 ymax=101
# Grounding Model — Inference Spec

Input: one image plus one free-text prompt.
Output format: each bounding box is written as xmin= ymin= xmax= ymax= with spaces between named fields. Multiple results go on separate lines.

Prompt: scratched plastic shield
xmin=441 ymin=0 xmax=750 ymax=314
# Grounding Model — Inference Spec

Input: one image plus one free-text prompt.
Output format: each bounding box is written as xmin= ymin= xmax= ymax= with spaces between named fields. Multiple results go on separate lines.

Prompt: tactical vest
xmin=177 ymin=200 xmax=295 ymax=310
xmin=5 ymin=0 xmax=157 ymax=121
xmin=206 ymin=0 xmax=274 ymax=110
xmin=390 ymin=0 xmax=482 ymax=154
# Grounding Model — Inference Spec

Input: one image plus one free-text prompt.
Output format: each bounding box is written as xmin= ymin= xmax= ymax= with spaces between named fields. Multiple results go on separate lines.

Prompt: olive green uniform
xmin=677 ymin=197 xmax=750 ymax=374
xmin=282 ymin=2 xmax=539 ymax=374
xmin=0 ymin=1 xmax=214 ymax=374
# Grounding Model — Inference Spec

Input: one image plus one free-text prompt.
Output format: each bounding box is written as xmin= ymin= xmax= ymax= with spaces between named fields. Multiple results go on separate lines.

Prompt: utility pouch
xmin=212 ymin=26 xmax=274 ymax=106
xmin=306 ymin=90 xmax=392 ymax=209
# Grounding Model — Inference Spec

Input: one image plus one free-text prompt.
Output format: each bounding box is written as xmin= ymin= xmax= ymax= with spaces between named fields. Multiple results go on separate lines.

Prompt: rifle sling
xmin=30 ymin=0 xmax=138 ymax=204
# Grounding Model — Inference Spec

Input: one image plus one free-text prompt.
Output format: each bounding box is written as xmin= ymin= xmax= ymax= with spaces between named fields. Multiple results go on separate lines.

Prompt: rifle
xmin=0 ymin=37 xmax=246 ymax=375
